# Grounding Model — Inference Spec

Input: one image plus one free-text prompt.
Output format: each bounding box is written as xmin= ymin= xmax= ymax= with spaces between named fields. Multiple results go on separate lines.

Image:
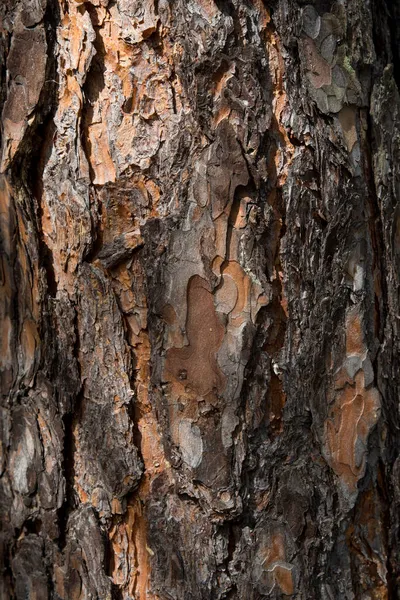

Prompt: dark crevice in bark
xmin=111 ymin=582 xmax=124 ymax=600
xmin=32 ymin=114 xmax=58 ymax=298
xmin=364 ymin=123 xmax=389 ymax=346
xmin=21 ymin=516 xmax=43 ymax=536
xmin=127 ymin=354 xmax=146 ymax=484
xmin=213 ymin=521 xmax=238 ymax=598
xmin=84 ymin=188 xmax=104 ymax=262
xmin=364 ymin=13 xmax=400 ymax=583
xmin=237 ymin=308 xmax=272 ymax=512
xmin=385 ymin=0 xmax=400 ymax=90
xmin=9 ymin=0 xmax=60 ymax=300
xmin=261 ymin=115 xmax=288 ymax=435
xmin=9 ymin=0 xmax=60 ymax=178
xmin=2 ymin=551 xmax=15 ymax=600
xmin=82 ymin=6 xmax=106 ymax=103
xmin=57 ymin=306 xmax=81 ymax=550
xmin=59 ymin=402 xmax=79 ymax=545
xmin=170 ymin=70 xmax=178 ymax=115
xmin=365 ymin=106 xmax=400 ymax=600
xmin=46 ymin=545 xmax=56 ymax=600
xmin=376 ymin=460 xmax=397 ymax=600
xmin=146 ymin=28 xmax=165 ymax=54
xmin=214 ymin=0 xmax=235 ymax=17
xmin=57 ymin=408 xmax=78 ymax=550
xmin=371 ymin=0 xmax=398 ymax=84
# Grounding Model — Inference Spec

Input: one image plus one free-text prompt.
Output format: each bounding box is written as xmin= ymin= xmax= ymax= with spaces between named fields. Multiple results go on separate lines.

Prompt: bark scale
xmin=0 ymin=0 xmax=399 ymax=598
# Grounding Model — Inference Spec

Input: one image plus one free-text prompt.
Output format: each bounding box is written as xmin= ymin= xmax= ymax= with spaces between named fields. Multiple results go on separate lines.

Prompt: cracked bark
xmin=1 ymin=1 xmax=400 ymax=598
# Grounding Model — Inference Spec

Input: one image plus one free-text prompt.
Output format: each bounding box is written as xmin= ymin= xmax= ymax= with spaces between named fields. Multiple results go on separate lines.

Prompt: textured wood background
xmin=0 ymin=0 xmax=399 ymax=598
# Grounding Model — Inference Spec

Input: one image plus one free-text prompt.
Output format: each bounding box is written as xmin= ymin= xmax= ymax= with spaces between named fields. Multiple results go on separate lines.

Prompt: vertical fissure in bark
xmin=385 ymin=1 xmax=400 ymax=88
xmin=31 ymin=115 xmax=58 ymax=298
xmin=368 ymin=13 xmax=400 ymax=592
xmin=58 ymin=405 xmax=78 ymax=550
xmin=10 ymin=0 xmax=60 ymax=298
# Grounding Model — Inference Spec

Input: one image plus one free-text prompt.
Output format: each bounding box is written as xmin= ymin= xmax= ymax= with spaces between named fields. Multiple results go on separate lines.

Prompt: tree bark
xmin=1 ymin=0 xmax=399 ymax=598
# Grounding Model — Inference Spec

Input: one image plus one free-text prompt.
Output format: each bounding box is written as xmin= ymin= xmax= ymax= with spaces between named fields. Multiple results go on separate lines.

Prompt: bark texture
xmin=1 ymin=0 xmax=400 ymax=598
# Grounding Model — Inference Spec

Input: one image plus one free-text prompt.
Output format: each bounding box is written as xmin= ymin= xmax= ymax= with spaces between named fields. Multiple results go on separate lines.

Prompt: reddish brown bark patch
xmin=165 ymin=275 xmax=226 ymax=396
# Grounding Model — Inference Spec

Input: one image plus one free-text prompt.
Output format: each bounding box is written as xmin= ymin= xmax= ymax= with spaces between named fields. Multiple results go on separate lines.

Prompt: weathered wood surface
xmin=0 ymin=1 xmax=399 ymax=598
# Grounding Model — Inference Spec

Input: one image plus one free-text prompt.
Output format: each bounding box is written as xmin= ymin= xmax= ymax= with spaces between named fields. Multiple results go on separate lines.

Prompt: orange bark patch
xmin=252 ymin=0 xmax=271 ymax=30
xmin=0 ymin=222 xmax=13 ymax=374
xmin=216 ymin=259 xmax=268 ymax=326
xmin=346 ymin=310 xmax=365 ymax=355
xmin=213 ymin=105 xmax=232 ymax=128
xmin=273 ymin=564 xmax=295 ymax=596
xmin=210 ymin=60 xmax=233 ymax=129
xmin=263 ymin=532 xmax=295 ymax=596
xmin=221 ymin=262 xmax=251 ymax=321
xmin=87 ymin=124 xmax=116 ymax=186
xmin=114 ymin=333 xmax=165 ymax=598
xmin=110 ymin=500 xmax=153 ymax=599
xmin=264 ymin=531 xmax=285 ymax=564
xmin=0 ymin=175 xmax=11 ymax=254
xmin=265 ymin=25 xmax=294 ymax=187
xmin=212 ymin=61 xmax=235 ymax=98
xmin=165 ymin=275 xmax=226 ymax=396
xmin=109 ymin=294 xmax=168 ymax=599
xmin=325 ymin=372 xmax=380 ymax=492
xmin=20 ymin=319 xmax=39 ymax=373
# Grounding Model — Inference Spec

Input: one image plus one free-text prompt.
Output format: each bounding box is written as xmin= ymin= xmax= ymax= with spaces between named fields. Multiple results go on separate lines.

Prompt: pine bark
xmin=1 ymin=1 xmax=400 ymax=598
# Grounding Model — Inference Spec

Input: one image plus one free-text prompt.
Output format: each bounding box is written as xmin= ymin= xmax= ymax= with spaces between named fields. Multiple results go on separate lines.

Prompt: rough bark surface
xmin=1 ymin=1 xmax=400 ymax=598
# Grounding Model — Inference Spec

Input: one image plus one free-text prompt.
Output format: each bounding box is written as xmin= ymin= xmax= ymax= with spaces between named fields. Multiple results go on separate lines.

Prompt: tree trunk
xmin=1 ymin=0 xmax=399 ymax=598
